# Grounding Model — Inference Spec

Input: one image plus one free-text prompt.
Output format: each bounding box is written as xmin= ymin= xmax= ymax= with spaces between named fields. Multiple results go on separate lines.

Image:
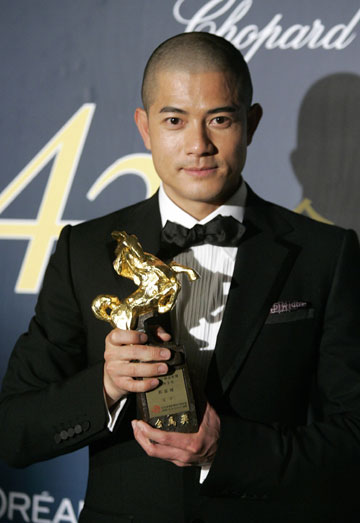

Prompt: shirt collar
xmin=159 ymin=180 xmax=247 ymax=228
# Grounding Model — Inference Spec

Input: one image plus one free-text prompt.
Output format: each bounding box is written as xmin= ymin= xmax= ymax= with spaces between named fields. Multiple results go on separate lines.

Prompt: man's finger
xmin=106 ymin=360 xmax=168 ymax=379
xmin=106 ymin=328 xmax=148 ymax=346
xmin=155 ymin=326 xmax=172 ymax=342
xmin=132 ymin=420 xmax=200 ymax=455
xmin=131 ymin=420 xmax=194 ymax=464
xmin=118 ymin=377 xmax=160 ymax=393
xmin=105 ymin=344 xmax=171 ymax=363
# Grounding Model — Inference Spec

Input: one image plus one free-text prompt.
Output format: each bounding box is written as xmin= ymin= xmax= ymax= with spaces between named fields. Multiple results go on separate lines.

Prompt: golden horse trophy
xmin=92 ymin=231 xmax=199 ymax=432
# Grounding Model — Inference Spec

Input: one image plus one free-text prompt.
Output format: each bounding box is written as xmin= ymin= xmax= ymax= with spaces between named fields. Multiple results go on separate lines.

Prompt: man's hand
xmin=103 ymin=327 xmax=171 ymax=407
xmin=131 ymin=402 xmax=220 ymax=468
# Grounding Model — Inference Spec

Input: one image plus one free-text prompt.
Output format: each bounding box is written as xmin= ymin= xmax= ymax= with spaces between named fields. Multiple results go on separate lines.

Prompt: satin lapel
xmin=209 ymin=192 xmax=301 ymax=396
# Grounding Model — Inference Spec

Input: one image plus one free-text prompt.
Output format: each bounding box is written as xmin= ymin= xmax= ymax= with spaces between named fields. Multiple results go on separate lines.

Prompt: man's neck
xmin=159 ymin=182 xmax=247 ymax=228
xmin=161 ymin=181 xmax=245 ymax=221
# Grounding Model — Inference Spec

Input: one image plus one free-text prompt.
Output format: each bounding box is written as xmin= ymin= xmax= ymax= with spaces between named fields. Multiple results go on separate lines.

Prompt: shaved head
xmin=141 ymin=32 xmax=253 ymax=112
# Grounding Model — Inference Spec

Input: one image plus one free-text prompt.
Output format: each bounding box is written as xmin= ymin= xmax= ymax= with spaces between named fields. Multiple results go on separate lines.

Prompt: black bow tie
xmin=160 ymin=215 xmax=245 ymax=258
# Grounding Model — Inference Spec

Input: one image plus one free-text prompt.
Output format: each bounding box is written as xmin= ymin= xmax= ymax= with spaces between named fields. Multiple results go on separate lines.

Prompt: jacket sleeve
xmin=202 ymin=229 xmax=360 ymax=499
xmin=0 ymin=225 xmax=120 ymax=468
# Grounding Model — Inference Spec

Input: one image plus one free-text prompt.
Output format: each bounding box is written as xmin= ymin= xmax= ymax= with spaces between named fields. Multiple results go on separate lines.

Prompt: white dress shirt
xmin=159 ymin=182 xmax=246 ymax=393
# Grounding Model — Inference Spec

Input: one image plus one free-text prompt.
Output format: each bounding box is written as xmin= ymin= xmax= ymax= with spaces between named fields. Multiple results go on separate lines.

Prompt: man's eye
xmin=167 ymin=117 xmax=181 ymax=125
xmin=212 ymin=116 xmax=229 ymax=126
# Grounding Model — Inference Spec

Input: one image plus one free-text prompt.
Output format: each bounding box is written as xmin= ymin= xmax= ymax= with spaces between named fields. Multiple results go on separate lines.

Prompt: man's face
xmin=135 ymin=69 xmax=261 ymax=219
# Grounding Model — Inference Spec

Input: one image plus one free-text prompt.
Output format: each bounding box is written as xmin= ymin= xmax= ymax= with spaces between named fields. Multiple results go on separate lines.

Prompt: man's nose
xmin=185 ymin=123 xmax=216 ymax=156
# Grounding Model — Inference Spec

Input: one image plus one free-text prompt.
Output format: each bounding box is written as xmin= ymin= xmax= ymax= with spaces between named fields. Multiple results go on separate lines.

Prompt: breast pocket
xmin=265 ymin=307 xmax=315 ymax=325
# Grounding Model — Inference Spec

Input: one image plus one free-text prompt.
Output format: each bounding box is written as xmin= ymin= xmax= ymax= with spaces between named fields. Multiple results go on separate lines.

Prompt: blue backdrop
xmin=1 ymin=1 xmax=360 ymax=521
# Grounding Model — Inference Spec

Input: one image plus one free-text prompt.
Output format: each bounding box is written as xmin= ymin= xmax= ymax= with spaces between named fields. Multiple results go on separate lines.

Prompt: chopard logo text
xmin=173 ymin=0 xmax=360 ymax=61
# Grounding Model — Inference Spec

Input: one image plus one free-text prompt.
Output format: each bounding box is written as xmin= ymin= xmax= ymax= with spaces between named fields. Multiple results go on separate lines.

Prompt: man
xmin=1 ymin=32 xmax=360 ymax=523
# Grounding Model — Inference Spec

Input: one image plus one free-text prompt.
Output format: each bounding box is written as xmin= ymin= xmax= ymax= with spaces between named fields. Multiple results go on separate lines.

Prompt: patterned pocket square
xmin=265 ymin=301 xmax=314 ymax=324
xmin=270 ymin=300 xmax=309 ymax=314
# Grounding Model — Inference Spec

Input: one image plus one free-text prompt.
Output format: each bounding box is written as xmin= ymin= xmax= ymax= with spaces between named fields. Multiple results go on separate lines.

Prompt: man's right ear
xmin=134 ymin=108 xmax=151 ymax=150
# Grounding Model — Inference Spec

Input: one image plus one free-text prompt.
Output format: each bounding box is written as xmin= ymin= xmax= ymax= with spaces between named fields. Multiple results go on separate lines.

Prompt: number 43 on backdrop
xmin=0 ymin=104 xmax=159 ymax=295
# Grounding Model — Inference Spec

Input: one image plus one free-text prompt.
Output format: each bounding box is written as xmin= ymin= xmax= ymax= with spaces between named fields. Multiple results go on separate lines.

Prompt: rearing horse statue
xmin=92 ymin=230 xmax=199 ymax=330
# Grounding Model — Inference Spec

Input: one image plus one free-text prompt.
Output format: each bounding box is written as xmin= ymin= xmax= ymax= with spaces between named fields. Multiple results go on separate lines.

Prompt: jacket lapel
xmin=208 ymin=190 xmax=301 ymax=396
xmin=107 ymin=190 xmax=301 ymax=397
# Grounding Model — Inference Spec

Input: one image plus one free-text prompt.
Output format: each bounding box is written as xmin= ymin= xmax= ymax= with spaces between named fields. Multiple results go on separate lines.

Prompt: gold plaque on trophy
xmin=91 ymin=231 xmax=199 ymax=432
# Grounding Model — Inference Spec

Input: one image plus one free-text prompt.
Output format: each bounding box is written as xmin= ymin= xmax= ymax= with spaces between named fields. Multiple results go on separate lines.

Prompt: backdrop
xmin=1 ymin=1 xmax=359 ymax=521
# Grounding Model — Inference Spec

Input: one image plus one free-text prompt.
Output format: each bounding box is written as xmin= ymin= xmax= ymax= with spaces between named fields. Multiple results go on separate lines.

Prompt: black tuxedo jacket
xmin=1 ymin=189 xmax=360 ymax=523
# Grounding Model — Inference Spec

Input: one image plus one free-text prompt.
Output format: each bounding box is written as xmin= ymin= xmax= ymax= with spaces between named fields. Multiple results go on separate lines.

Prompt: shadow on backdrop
xmin=292 ymin=73 xmax=360 ymax=238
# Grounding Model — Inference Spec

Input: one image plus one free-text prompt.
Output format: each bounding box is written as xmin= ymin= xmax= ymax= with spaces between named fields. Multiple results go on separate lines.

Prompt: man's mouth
xmin=182 ymin=166 xmax=217 ymax=176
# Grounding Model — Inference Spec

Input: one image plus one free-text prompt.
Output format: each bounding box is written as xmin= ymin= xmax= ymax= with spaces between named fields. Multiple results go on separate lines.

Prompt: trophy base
xmin=136 ymin=342 xmax=198 ymax=433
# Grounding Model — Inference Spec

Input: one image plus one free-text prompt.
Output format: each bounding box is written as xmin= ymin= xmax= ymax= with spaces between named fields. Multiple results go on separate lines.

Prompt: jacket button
xmin=60 ymin=430 xmax=68 ymax=440
xmin=68 ymin=427 xmax=75 ymax=438
xmin=54 ymin=433 xmax=61 ymax=444
xmin=74 ymin=424 xmax=82 ymax=434
xmin=81 ymin=420 xmax=90 ymax=432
